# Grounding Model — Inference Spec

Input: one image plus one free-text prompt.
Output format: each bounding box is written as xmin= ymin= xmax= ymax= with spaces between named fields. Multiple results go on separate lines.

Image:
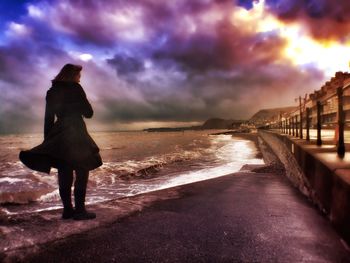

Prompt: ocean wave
xmin=0 ymin=163 xmax=55 ymax=205
xmin=92 ymin=147 xmax=213 ymax=183
xmin=0 ymin=131 xmax=264 ymax=214
xmin=0 ymin=177 xmax=29 ymax=184
xmin=37 ymin=189 xmax=60 ymax=202
xmin=0 ymin=188 xmax=54 ymax=204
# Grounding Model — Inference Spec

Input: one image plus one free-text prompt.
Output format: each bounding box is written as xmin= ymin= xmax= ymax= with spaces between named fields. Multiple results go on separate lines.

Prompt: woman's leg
xmin=74 ymin=169 xmax=89 ymax=212
xmin=74 ymin=169 xmax=96 ymax=220
xmin=57 ymin=163 xmax=74 ymax=219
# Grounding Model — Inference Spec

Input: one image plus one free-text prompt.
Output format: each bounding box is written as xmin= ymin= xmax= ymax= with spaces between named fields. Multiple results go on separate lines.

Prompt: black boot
xmin=74 ymin=188 xmax=96 ymax=220
xmin=59 ymin=188 xmax=74 ymax=219
xmin=62 ymin=207 xmax=75 ymax=219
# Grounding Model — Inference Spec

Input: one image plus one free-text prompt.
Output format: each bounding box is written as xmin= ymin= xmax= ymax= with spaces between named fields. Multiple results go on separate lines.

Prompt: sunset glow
xmin=233 ymin=1 xmax=350 ymax=76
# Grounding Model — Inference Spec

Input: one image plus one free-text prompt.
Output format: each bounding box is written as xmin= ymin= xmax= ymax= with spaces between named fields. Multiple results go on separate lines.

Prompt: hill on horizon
xmin=144 ymin=118 xmax=245 ymax=131
xmin=249 ymin=106 xmax=297 ymax=124
xmin=201 ymin=118 xmax=245 ymax=129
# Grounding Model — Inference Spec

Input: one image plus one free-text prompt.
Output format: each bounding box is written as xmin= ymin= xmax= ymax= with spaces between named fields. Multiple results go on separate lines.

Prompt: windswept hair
xmin=52 ymin=64 xmax=82 ymax=82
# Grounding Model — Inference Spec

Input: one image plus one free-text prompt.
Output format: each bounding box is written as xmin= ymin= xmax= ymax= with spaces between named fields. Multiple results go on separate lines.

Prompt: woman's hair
xmin=52 ymin=64 xmax=82 ymax=82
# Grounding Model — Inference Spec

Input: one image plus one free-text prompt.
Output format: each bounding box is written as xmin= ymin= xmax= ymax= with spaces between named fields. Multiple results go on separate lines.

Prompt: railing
xmin=265 ymin=84 xmax=350 ymax=158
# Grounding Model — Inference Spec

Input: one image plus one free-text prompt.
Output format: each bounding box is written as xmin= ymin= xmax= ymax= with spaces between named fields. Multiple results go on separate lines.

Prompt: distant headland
xmin=143 ymin=107 xmax=295 ymax=132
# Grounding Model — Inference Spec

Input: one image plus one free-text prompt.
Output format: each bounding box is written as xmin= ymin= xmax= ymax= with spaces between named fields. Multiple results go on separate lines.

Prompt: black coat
xmin=19 ymin=81 xmax=102 ymax=173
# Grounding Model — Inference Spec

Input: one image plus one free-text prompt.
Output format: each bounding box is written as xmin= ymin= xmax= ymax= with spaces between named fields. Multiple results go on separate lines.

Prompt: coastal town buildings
xmin=279 ymin=72 xmax=350 ymax=128
xmin=248 ymin=71 xmax=350 ymax=129
xmin=308 ymin=72 xmax=350 ymax=127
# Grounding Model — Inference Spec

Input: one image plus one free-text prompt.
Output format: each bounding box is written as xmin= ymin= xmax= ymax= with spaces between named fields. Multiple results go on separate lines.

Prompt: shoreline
xmin=1 ymin=131 xmax=271 ymax=261
xmin=224 ymin=132 xmax=264 ymax=159
xmin=13 ymin=164 xmax=350 ymax=262
xmin=1 ymin=166 xmax=276 ymax=262
xmin=231 ymin=132 xmax=263 ymax=159
xmin=209 ymin=130 xmax=263 ymax=160
xmin=1 ymin=130 xmax=263 ymax=208
xmin=232 ymin=132 xmax=286 ymax=176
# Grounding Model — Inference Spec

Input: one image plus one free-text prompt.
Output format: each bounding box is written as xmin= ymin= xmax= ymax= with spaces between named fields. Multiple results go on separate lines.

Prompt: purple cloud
xmin=0 ymin=0 xmax=332 ymax=133
xmin=265 ymin=0 xmax=350 ymax=40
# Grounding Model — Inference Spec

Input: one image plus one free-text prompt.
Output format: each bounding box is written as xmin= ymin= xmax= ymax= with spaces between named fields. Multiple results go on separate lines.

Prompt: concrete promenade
xmin=25 ymin=170 xmax=349 ymax=263
xmin=258 ymin=130 xmax=350 ymax=246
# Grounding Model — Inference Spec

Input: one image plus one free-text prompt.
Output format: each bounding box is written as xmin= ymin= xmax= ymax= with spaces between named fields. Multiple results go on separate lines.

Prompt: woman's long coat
xmin=19 ymin=81 xmax=102 ymax=173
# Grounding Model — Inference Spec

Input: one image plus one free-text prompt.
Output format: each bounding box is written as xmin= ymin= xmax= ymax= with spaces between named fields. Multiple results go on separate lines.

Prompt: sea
xmin=0 ymin=130 xmax=264 ymax=215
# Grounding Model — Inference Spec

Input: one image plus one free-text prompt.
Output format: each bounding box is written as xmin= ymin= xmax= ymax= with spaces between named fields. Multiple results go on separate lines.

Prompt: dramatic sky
xmin=1 ymin=0 xmax=350 ymax=133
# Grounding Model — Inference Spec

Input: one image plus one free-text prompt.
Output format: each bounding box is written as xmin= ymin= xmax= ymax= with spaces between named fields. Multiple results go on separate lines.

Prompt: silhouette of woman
xmin=19 ymin=64 xmax=102 ymax=220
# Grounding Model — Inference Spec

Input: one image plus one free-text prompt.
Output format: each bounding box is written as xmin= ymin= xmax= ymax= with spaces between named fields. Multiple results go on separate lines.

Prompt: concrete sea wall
xmin=258 ymin=130 xmax=350 ymax=246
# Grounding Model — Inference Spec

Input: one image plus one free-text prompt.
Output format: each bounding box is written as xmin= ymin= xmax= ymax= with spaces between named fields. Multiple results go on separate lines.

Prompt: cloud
xmin=107 ymin=54 xmax=145 ymax=76
xmin=95 ymin=60 xmax=323 ymax=124
xmin=153 ymin=20 xmax=287 ymax=74
xmin=0 ymin=14 xmax=83 ymax=133
xmin=31 ymin=0 xmax=152 ymax=46
xmin=264 ymin=0 xmax=350 ymax=40
xmin=237 ymin=0 xmax=256 ymax=10
xmin=0 ymin=0 xmax=334 ymax=133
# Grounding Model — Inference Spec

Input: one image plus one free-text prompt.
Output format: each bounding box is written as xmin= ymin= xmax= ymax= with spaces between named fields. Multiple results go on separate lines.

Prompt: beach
xmin=0 ymin=130 xmax=263 ymax=214
xmin=1 ymin=131 xmax=349 ymax=262
xmin=4 ymin=162 xmax=350 ymax=262
xmin=1 ymin=131 xmax=264 ymax=258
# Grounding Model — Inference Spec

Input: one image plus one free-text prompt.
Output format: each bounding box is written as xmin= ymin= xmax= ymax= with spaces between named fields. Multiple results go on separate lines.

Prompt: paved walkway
xmin=26 ymin=171 xmax=349 ymax=263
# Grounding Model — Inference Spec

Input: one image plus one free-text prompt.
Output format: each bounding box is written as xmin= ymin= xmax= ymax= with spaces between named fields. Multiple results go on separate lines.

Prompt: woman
xmin=19 ymin=64 xmax=102 ymax=220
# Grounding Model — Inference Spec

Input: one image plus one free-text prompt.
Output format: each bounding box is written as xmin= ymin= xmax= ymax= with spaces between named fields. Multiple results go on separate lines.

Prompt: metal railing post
xmin=281 ymin=121 xmax=283 ymax=133
xmin=295 ymin=115 xmax=299 ymax=137
xmin=337 ymin=87 xmax=345 ymax=157
xmin=299 ymin=97 xmax=303 ymax=139
xmin=317 ymin=101 xmax=322 ymax=146
xmin=288 ymin=118 xmax=291 ymax=135
xmin=285 ymin=120 xmax=287 ymax=134
xmin=306 ymin=107 xmax=310 ymax=141
xmin=280 ymin=113 xmax=282 ymax=132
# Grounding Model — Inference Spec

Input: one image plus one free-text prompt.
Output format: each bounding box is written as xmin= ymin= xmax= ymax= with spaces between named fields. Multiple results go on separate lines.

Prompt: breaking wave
xmin=0 ymin=131 xmax=263 ymax=214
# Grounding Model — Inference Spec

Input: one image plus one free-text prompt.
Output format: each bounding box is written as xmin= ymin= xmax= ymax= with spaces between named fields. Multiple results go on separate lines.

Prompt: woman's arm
xmin=44 ymin=91 xmax=55 ymax=139
xmin=76 ymin=84 xmax=93 ymax=118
